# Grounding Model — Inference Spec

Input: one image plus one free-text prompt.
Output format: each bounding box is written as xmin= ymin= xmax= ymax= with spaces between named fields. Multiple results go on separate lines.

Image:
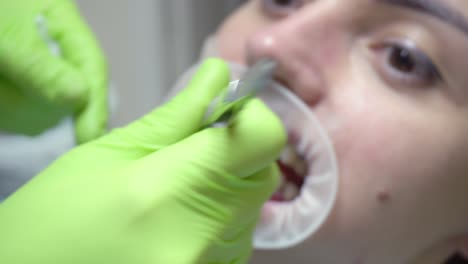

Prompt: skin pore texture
xmin=205 ymin=0 xmax=468 ymax=263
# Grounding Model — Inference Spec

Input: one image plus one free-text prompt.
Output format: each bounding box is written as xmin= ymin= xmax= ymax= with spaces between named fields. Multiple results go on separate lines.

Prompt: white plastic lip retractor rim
xmin=254 ymin=80 xmax=338 ymax=249
xmin=228 ymin=63 xmax=339 ymax=250
xmin=169 ymin=61 xmax=339 ymax=250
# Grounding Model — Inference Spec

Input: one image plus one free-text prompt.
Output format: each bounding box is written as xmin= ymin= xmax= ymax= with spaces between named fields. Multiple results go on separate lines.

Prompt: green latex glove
xmin=0 ymin=0 xmax=108 ymax=143
xmin=0 ymin=59 xmax=286 ymax=264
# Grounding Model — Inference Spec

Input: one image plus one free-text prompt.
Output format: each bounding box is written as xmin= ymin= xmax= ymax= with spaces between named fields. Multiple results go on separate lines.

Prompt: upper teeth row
xmin=280 ymin=144 xmax=308 ymax=177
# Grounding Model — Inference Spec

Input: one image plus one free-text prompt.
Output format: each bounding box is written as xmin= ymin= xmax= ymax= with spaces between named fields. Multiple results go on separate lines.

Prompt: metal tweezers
xmin=202 ymin=59 xmax=277 ymax=126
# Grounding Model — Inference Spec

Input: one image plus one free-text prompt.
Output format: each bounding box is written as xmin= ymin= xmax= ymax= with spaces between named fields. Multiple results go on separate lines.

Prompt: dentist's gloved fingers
xmin=73 ymin=89 xmax=108 ymax=143
xmin=211 ymin=218 xmax=266 ymax=264
xmin=139 ymin=98 xmax=284 ymax=236
xmin=147 ymin=97 xmax=286 ymax=182
xmin=0 ymin=39 xmax=87 ymax=111
xmin=0 ymin=76 xmax=66 ymax=135
xmin=44 ymin=0 xmax=108 ymax=142
xmin=44 ymin=0 xmax=106 ymax=79
xmin=73 ymin=71 xmax=108 ymax=143
xmin=190 ymin=99 xmax=286 ymax=178
xmin=106 ymin=58 xmax=230 ymax=153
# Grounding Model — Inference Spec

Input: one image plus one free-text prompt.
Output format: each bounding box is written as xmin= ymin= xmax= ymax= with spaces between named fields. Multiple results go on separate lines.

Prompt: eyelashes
xmin=372 ymin=41 xmax=442 ymax=88
xmin=261 ymin=0 xmax=304 ymax=18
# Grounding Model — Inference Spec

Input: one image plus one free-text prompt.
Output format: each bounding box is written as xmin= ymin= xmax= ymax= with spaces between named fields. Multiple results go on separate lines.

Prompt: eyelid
xmin=261 ymin=0 xmax=304 ymax=18
xmin=387 ymin=40 xmax=442 ymax=81
xmin=370 ymin=40 xmax=443 ymax=88
xmin=372 ymin=38 xmax=441 ymax=72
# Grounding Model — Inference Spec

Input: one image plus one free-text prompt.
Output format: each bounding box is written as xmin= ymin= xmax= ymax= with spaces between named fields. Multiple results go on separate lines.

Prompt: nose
xmin=246 ymin=3 xmax=345 ymax=106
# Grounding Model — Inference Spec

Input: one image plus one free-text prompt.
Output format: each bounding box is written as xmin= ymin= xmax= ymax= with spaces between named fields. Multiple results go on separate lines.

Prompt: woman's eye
xmin=261 ymin=0 xmax=304 ymax=18
xmin=374 ymin=42 xmax=442 ymax=88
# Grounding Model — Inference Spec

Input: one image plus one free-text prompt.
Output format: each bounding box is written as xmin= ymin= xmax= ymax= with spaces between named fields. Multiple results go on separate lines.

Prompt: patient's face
xmin=211 ymin=0 xmax=468 ymax=263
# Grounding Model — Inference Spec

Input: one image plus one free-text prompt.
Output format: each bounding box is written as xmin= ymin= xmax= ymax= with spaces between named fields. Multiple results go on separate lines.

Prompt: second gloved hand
xmin=0 ymin=59 xmax=286 ymax=264
xmin=0 ymin=0 xmax=107 ymax=143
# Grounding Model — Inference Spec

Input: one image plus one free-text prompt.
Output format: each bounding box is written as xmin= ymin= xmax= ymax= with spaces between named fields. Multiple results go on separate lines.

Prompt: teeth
xmin=280 ymin=145 xmax=302 ymax=165
xmin=280 ymin=144 xmax=308 ymax=178
xmin=277 ymin=173 xmax=285 ymax=187
xmin=283 ymin=182 xmax=299 ymax=201
xmin=276 ymin=142 xmax=309 ymax=201
xmin=280 ymin=145 xmax=296 ymax=164
xmin=293 ymin=159 xmax=308 ymax=176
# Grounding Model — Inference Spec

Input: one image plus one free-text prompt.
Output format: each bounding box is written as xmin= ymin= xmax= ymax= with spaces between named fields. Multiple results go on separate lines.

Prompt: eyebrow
xmin=377 ymin=0 xmax=468 ymax=35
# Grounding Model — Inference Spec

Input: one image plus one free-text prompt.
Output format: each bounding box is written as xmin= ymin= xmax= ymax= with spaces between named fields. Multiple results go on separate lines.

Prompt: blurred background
xmin=75 ymin=0 xmax=241 ymax=127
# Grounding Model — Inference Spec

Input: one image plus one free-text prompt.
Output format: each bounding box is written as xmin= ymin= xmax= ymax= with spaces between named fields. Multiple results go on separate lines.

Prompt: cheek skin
xmin=325 ymin=80 xmax=468 ymax=254
xmin=333 ymin=103 xmax=399 ymax=206
xmin=376 ymin=190 xmax=391 ymax=203
xmin=307 ymin=84 xmax=402 ymax=251
xmin=326 ymin=47 xmax=468 ymax=237
xmin=327 ymin=54 xmax=404 ymax=209
xmin=333 ymin=92 xmax=443 ymax=206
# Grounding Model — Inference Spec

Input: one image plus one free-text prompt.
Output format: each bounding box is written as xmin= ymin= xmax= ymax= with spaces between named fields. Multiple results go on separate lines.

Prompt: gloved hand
xmin=0 ymin=0 xmax=107 ymax=143
xmin=0 ymin=59 xmax=286 ymax=264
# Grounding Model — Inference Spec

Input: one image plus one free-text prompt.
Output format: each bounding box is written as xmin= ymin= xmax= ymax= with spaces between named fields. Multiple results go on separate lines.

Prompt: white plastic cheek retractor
xmin=253 ymin=80 xmax=338 ymax=249
xmin=167 ymin=62 xmax=339 ymax=250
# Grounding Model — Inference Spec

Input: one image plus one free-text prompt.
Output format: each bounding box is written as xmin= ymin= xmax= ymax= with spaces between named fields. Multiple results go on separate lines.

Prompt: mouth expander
xmin=170 ymin=61 xmax=339 ymax=250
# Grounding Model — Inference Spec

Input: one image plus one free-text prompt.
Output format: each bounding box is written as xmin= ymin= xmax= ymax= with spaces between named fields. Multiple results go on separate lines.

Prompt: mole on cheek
xmin=377 ymin=190 xmax=391 ymax=204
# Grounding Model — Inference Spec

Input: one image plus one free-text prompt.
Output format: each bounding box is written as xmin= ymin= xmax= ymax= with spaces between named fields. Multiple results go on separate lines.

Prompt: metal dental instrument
xmin=202 ymin=59 xmax=277 ymax=126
